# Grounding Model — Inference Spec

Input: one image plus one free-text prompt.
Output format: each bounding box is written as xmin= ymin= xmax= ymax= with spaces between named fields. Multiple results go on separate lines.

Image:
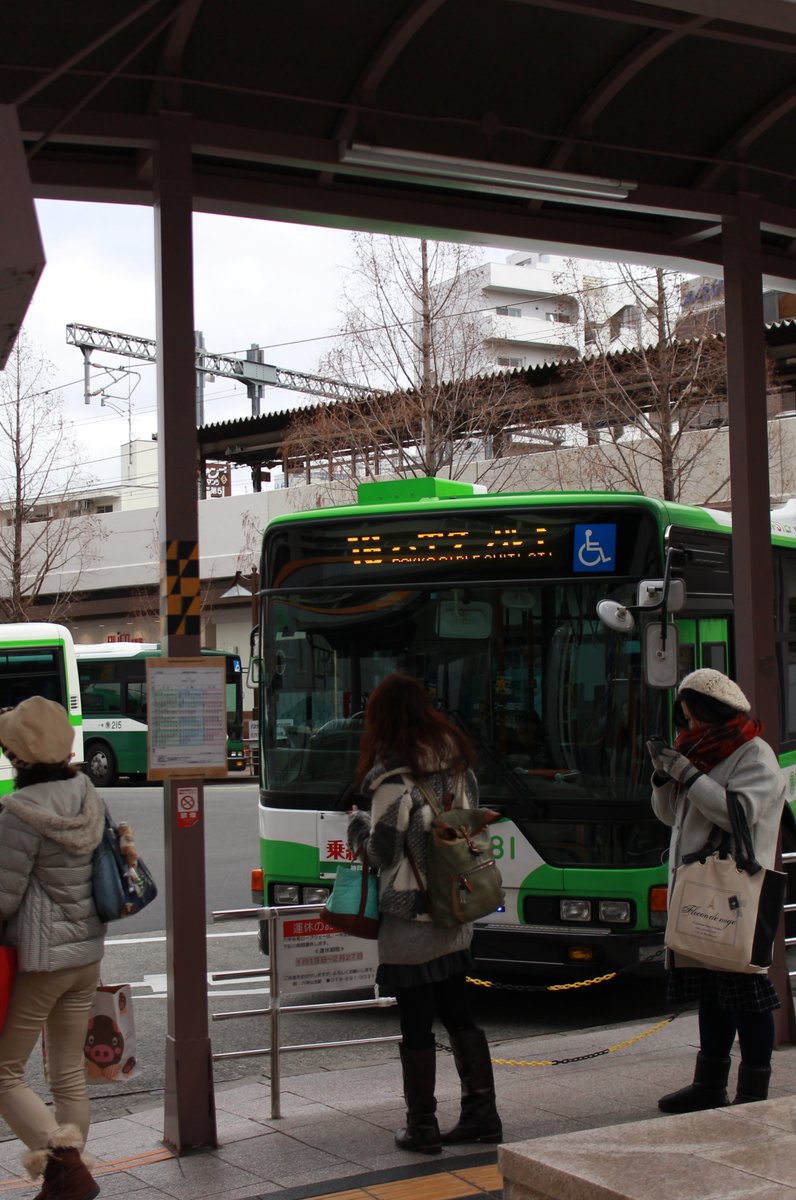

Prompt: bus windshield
xmin=263 ymin=582 xmax=668 ymax=867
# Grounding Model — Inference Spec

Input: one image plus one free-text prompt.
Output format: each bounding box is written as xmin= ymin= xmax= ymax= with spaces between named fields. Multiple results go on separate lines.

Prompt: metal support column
xmin=722 ymin=193 xmax=796 ymax=1042
xmin=154 ymin=110 xmax=219 ymax=1148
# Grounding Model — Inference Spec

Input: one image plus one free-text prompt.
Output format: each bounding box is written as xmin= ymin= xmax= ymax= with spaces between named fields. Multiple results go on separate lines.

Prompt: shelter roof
xmin=5 ymin=1 xmax=796 ymax=288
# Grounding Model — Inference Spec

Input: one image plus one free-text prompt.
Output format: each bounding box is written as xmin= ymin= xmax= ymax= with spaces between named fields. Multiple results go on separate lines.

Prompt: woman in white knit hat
xmin=648 ymin=668 xmax=786 ymax=1112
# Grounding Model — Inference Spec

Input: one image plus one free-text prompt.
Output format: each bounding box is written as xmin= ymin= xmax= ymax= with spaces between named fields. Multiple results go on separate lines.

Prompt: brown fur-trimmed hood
xmin=1 ymin=773 xmax=104 ymax=856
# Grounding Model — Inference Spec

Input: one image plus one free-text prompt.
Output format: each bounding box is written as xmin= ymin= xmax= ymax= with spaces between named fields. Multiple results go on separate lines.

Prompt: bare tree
xmin=550 ymin=263 xmax=731 ymax=502
xmin=282 ymin=234 xmax=560 ymax=490
xmin=0 ymin=332 xmax=103 ymax=621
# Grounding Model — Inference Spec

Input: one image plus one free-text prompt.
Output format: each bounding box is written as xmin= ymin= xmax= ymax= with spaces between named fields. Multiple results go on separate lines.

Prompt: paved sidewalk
xmin=0 ymin=1011 xmax=793 ymax=1200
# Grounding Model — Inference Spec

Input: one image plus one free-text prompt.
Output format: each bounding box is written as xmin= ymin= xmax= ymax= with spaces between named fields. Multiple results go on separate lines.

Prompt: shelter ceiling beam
xmin=696 ymin=80 xmax=796 ymax=192
xmin=148 ymin=0 xmax=205 ymax=112
xmin=333 ymin=0 xmax=447 ymax=147
xmin=24 ymin=137 xmax=796 ymax=283
xmin=510 ymin=0 xmax=796 ymax=52
xmin=22 ymin=108 xmax=794 ymax=225
xmin=12 ymin=0 xmax=163 ymax=108
xmin=543 ymin=16 xmax=709 ymax=174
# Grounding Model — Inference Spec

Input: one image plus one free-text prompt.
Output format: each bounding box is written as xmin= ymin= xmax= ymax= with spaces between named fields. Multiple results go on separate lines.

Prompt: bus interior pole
xmin=154 ymin=110 xmax=218 ymax=1150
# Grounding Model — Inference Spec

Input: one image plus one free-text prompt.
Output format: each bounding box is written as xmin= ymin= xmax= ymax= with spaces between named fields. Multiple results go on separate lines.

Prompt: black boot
xmin=732 ymin=1064 xmax=771 ymax=1105
xmin=658 ymin=1053 xmax=731 ymax=1114
xmin=395 ymin=1045 xmax=442 ymax=1154
xmin=441 ymin=1028 xmax=502 ymax=1144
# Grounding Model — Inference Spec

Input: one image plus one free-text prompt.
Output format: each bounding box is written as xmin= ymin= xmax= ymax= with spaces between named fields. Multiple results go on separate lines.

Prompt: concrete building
xmin=441 ymin=252 xmax=675 ymax=372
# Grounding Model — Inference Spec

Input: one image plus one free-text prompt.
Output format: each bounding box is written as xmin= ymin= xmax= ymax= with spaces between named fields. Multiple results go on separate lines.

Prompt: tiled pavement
xmin=0 ymin=1010 xmax=792 ymax=1200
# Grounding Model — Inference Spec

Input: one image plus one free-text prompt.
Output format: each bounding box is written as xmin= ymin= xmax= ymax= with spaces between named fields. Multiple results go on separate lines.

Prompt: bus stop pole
xmin=154 ymin=110 xmax=218 ymax=1150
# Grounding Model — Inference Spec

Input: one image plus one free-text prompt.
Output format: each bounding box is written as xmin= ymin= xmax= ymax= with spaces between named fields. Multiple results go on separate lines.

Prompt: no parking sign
xmin=176 ymin=785 xmax=200 ymax=828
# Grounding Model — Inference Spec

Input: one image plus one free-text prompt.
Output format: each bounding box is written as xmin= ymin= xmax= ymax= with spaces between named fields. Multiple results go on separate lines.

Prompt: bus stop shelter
xmin=2 ymin=0 xmax=796 ymax=1152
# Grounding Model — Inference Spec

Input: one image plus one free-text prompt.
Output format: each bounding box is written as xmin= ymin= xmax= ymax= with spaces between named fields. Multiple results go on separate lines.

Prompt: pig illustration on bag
xmin=84 ymin=984 xmax=138 ymax=1081
xmin=85 ymin=1014 xmax=124 ymax=1068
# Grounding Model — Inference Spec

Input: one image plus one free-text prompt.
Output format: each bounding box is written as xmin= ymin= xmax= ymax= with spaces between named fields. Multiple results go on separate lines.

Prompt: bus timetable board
xmin=146 ymin=657 xmax=228 ymax=779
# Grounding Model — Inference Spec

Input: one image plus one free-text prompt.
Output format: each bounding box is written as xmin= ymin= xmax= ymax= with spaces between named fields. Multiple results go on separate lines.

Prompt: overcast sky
xmin=19 ymin=201 xmax=650 ymax=497
xmin=21 ymin=200 xmax=384 ymax=492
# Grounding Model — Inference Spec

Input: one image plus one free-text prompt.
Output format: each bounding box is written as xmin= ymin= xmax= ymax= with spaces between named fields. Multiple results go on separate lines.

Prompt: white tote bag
xmin=665 ymin=794 xmax=786 ymax=975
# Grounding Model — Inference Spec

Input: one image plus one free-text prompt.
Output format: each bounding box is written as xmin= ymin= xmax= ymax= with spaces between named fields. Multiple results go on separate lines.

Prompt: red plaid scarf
xmin=674 ymin=713 xmax=762 ymax=774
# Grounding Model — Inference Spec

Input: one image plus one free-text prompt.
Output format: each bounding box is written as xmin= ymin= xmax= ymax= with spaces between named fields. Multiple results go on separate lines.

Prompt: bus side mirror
xmin=638 ymin=578 xmax=685 ymax=612
xmin=644 ymin=623 xmax=679 ymax=689
xmin=248 ymin=626 xmax=261 ymax=688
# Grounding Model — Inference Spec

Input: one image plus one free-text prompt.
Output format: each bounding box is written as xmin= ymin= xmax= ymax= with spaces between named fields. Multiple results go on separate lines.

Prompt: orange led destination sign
xmin=345 ymin=527 xmax=552 ymax=567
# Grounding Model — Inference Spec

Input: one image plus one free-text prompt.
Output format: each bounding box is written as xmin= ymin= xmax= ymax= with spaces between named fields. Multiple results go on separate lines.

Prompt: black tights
xmin=394 ymin=972 xmax=477 ymax=1051
xmin=698 ymin=1001 xmax=775 ymax=1068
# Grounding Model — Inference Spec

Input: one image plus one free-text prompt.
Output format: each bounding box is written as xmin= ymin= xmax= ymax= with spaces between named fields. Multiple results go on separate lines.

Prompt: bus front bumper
xmin=471 ymin=922 xmax=665 ymax=982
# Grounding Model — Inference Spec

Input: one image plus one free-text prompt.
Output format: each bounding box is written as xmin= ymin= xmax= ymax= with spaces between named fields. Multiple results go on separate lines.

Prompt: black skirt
xmin=376 ymin=948 xmax=474 ymax=992
xmin=666 ymin=966 xmax=781 ymax=1013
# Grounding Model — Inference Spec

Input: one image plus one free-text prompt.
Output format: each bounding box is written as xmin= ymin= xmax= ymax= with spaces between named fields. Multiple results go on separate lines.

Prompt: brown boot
xmin=22 ymin=1126 xmax=99 ymax=1200
xmin=440 ymin=1028 xmax=502 ymax=1144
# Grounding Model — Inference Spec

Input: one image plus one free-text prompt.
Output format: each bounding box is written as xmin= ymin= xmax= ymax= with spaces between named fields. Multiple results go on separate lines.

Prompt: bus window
xmin=127 ymin=681 xmax=147 ymax=717
xmin=0 ymin=649 xmax=66 ymax=707
xmin=702 ymin=642 xmax=727 ymax=673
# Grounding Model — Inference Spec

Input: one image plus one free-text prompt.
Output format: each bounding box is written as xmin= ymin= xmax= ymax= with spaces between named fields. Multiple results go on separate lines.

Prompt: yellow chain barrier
xmin=466 ymin=970 xmax=619 ymax=991
xmin=462 ymin=965 xmax=677 ymax=1068
xmin=490 ymin=1015 xmax=676 ymax=1068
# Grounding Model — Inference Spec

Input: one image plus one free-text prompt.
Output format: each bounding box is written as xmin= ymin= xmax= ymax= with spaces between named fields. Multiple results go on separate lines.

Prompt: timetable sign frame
xmin=146 ymin=657 xmax=228 ymax=779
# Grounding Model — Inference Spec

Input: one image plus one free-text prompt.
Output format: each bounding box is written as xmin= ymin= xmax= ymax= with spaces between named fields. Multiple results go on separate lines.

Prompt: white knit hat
xmin=678 ymin=668 xmax=750 ymax=713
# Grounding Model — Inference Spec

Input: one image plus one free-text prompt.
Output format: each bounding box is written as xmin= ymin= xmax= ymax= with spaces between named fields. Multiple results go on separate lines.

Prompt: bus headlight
xmin=273 ymin=884 xmax=300 ymax=904
xmin=303 ymin=886 xmax=330 ymax=904
xmin=561 ymin=899 xmax=591 ymax=922
xmin=598 ymin=900 xmax=631 ymax=924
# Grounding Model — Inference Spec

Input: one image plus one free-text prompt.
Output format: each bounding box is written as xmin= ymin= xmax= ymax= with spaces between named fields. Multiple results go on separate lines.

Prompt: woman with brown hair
xmin=347 ymin=673 xmax=502 ymax=1154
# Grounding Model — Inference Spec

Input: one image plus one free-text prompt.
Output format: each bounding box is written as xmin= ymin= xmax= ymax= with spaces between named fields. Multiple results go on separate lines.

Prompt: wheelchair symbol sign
xmin=573 ymin=524 xmax=617 ymax=572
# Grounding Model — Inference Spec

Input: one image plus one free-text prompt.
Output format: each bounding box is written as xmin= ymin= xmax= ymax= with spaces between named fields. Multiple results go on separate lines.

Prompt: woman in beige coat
xmin=0 ymin=696 xmax=106 ymax=1200
xmin=649 ymin=669 xmax=786 ymax=1112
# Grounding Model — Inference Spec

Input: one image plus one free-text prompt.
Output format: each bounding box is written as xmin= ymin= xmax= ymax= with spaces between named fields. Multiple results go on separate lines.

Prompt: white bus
xmin=0 ymin=623 xmax=83 ymax=794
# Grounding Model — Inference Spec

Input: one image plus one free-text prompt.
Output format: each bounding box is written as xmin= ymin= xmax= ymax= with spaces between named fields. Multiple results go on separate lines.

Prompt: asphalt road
xmin=98 ymin=780 xmax=260 ymax=933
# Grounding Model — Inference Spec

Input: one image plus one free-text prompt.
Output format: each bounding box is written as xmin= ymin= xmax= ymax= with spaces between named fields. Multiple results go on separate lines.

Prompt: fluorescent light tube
xmin=339 ymin=143 xmax=635 ymax=201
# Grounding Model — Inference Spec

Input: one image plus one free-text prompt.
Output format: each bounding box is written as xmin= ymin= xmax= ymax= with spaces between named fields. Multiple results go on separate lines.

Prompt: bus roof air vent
xmin=357 ymin=477 xmax=484 ymax=505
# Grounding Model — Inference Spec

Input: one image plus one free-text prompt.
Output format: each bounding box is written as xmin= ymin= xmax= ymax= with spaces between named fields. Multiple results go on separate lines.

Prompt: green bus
xmin=76 ymin=643 xmax=245 ymax=785
xmin=0 ymin=623 xmax=83 ymax=795
xmin=252 ymin=477 xmax=796 ymax=979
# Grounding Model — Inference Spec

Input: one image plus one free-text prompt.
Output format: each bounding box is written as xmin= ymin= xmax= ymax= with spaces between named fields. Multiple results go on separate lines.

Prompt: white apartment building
xmin=463 ymin=252 xmax=580 ymax=369
xmin=442 ymin=252 xmax=678 ymax=373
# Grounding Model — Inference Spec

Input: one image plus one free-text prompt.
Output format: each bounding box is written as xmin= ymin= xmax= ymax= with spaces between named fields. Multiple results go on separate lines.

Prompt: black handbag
xmin=92 ymin=809 xmax=158 ymax=922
